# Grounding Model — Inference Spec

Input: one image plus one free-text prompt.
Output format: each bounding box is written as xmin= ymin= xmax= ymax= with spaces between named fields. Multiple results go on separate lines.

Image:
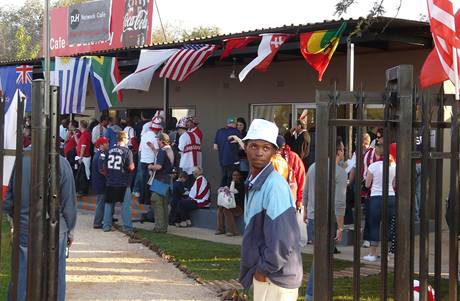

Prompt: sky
xmin=0 ymin=0 xmax=429 ymax=34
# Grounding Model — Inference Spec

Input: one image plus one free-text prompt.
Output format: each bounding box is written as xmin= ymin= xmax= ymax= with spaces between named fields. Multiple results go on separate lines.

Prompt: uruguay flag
xmin=54 ymin=57 xmax=91 ymax=114
xmin=0 ymin=65 xmax=33 ymax=113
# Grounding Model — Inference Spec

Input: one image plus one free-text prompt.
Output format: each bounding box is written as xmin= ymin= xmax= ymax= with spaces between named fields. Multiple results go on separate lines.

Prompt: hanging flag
xmin=3 ymin=89 xmax=25 ymax=191
xmin=419 ymin=2 xmax=459 ymax=88
xmin=220 ymin=36 xmax=260 ymax=60
xmin=0 ymin=65 xmax=33 ymax=113
xmin=427 ymin=0 xmax=458 ymax=47
xmin=54 ymin=57 xmax=91 ymax=114
xmin=90 ymin=56 xmax=123 ymax=111
xmin=419 ymin=48 xmax=449 ymax=87
xmin=113 ymin=49 xmax=179 ymax=92
xmin=300 ymin=22 xmax=347 ymax=81
xmin=159 ymin=44 xmax=218 ymax=81
xmin=238 ymin=33 xmax=293 ymax=82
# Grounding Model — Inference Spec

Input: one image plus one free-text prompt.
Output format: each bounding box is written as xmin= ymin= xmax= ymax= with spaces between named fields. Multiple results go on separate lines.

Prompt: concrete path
xmin=66 ymin=212 xmax=218 ymax=301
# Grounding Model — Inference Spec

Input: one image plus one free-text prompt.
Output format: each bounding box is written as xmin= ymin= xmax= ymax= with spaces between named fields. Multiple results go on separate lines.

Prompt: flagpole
xmin=346 ymin=41 xmax=354 ymax=160
xmin=453 ymin=46 xmax=459 ymax=101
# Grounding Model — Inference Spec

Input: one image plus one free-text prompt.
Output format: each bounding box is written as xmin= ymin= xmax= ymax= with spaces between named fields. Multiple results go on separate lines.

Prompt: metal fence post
xmin=11 ymin=94 xmax=25 ymax=301
xmin=27 ymin=80 xmax=48 ymax=300
xmin=46 ymin=85 xmax=60 ymax=300
xmin=314 ymin=90 xmax=332 ymax=301
xmin=386 ymin=65 xmax=414 ymax=301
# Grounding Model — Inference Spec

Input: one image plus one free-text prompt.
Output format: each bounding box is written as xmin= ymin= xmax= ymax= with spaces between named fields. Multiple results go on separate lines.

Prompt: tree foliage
xmin=0 ymin=0 xmax=43 ymax=61
xmin=334 ymin=0 xmax=404 ymax=39
xmin=0 ymin=0 xmax=221 ymax=61
xmin=151 ymin=22 xmax=221 ymax=44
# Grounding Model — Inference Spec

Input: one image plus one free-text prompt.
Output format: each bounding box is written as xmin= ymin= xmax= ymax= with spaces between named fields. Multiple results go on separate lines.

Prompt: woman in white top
xmin=363 ymin=144 xmax=396 ymax=262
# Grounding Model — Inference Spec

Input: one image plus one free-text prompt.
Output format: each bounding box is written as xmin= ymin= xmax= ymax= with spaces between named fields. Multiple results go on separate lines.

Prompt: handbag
xmin=217 ymin=181 xmax=237 ymax=209
xmin=150 ymin=179 xmax=170 ymax=196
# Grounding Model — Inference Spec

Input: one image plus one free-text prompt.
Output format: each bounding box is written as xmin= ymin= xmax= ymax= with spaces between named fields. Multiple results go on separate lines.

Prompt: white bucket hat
xmin=242 ymin=119 xmax=279 ymax=148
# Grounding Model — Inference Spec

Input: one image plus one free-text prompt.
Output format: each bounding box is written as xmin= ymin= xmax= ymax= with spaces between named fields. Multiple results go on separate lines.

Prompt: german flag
xmin=300 ymin=22 xmax=347 ymax=81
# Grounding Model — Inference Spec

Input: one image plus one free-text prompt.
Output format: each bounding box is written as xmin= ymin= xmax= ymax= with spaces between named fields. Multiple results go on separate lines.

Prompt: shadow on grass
xmin=135 ymin=229 xmax=352 ymax=285
xmin=136 ymin=229 xmax=459 ymax=300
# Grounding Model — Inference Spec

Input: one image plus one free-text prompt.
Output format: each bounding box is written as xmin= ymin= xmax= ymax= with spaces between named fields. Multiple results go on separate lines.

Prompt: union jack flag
xmin=159 ymin=44 xmax=218 ymax=81
xmin=16 ymin=65 xmax=33 ymax=85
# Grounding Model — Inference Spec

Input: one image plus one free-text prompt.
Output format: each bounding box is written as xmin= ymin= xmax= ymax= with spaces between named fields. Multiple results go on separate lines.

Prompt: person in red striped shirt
xmin=176 ymin=166 xmax=210 ymax=227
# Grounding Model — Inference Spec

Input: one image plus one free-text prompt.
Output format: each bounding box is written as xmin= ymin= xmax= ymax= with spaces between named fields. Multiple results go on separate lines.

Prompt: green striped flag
xmin=89 ymin=56 xmax=122 ymax=110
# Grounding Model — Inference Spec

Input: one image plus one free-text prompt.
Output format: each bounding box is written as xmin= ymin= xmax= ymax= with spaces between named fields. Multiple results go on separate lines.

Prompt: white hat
xmin=151 ymin=116 xmax=163 ymax=130
xmin=242 ymin=119 xmax=279 ymax=148
xmin=176 ymin=117 xmax=188 ymax=129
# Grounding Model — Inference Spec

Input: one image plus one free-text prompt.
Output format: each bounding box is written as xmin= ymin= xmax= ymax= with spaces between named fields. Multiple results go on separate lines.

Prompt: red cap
xmin=95 ymin=136 xmax=109 ymax=148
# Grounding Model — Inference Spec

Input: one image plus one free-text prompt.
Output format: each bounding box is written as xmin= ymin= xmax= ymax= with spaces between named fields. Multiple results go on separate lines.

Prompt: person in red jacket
xmin=277 ymin=135 xmax=305 ymax=209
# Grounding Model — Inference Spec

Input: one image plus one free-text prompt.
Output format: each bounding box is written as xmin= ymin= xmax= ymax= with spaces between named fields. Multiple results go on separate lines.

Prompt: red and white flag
xmin=159 ymin=44 xmax=218 ymax=81
xmin=420 ymin=1 xmax=459 ymax=88
xmin=220 ymin=36 xmax=260 ymax=60
xmin=238 ymin=33 xmax=293 ymax=82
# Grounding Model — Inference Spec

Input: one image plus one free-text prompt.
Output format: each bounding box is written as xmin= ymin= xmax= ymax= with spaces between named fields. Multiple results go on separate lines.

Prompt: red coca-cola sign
xmin=49 ymin=0 xmax=154 ymax=57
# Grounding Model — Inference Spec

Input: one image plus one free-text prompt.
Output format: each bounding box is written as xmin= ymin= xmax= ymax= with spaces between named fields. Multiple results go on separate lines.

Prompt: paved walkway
xmin=66 ymin=212 xmax=218 ymax=301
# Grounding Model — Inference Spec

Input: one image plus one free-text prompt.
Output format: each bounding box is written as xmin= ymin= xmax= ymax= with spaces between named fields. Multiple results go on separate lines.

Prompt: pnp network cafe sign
xmin=49 ymin=0 xmax=154 ymax=57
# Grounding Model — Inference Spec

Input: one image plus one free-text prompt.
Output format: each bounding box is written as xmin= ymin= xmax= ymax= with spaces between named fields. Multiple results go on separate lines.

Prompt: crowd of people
xmin=53 ymin=112 xmax=396 ymax=300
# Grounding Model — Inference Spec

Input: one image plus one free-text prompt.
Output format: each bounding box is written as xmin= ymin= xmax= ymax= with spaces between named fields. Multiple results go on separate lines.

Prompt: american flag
xmin=159 ymin=44 xmax=217 ymax=81
xmin=426 ymin=0 xmax=458 ymax=84
xmin=16 ymin=65 xmax=33 ymax=84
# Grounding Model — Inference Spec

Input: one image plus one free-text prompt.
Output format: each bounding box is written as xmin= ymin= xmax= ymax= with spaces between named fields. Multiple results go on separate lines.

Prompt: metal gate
xmin=313 ymin=65 xmax=459 ymax=300
xmin=0 ymin=80 xmax=61 ymax=300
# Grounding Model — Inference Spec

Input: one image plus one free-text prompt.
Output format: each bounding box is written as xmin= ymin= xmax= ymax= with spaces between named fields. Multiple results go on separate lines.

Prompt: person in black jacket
xmin=215 ymin=170 xmax=245 ymax=236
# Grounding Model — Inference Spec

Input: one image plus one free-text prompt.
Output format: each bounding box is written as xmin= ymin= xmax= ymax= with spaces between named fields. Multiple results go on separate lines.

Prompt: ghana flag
xmin=89 ymin=56 xmax=123 ymax=111
xmin=300 ymin=22 xmax=347 ymax=81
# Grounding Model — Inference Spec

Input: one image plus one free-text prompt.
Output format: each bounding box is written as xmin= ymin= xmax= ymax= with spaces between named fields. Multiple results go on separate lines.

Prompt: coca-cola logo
xmin=122 ymin=9 xmax=148 ymax=33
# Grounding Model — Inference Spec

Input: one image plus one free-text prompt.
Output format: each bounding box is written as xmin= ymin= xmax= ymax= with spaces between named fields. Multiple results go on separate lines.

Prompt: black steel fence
xmin=313 ymin=65 xmax=459 ymax=301
xmin=0 ymin=80 xmax=60 ymax=300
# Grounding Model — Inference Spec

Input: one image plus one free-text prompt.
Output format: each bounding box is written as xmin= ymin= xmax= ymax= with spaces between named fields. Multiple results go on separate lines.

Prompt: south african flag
xmin=300 ymin=22 xmax=347 ymax=81
xmin=89 ymin=56 xmax=123 ymax=111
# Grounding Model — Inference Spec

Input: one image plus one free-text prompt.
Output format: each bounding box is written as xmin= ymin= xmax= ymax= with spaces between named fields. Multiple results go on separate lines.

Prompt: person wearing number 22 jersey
xmin=103 ymin=131 xmax=135 ymax=233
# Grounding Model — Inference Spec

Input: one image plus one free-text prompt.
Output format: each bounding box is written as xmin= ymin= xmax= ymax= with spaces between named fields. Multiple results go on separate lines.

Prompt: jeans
xmin=9 ymin=232 xmax=67 ymax=301
xmin=140 ymin=163 xmax=151 ymax=204
xmin=362 ymin=198 xmax=371 ymax=241
xmin=307 ymin=218 xmax=315 ymax=243
xmin=103 ymin=187 xmax=133 ymax=231
xmin=305 ymin=265 xmax=314 ymax=301
xmin=93 ymin=194 xmax=105 ymax=227
xmin=177 ymin=198 xmax=199 ymax=222
xmin=415 ymin=162 xmax=421 ymax=221
xmin=133 ymin=156 xmax=143 ymax=194
xmin=368 ymin=195 xmax=396 ymax=243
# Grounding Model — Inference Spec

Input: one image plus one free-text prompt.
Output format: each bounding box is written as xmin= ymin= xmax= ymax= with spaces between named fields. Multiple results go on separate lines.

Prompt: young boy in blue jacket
xmin=239 ymin=119 xmax=303 ymax=301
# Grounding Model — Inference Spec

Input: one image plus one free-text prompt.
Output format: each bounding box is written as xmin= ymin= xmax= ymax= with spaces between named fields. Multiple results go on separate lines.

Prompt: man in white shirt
xmin=91 ymin=115 xmax=109 ymax=145
xmin=138 ymin=116 xmax=162 ymax=204
xmin=177 ymin=117 xmax=202 ymax=176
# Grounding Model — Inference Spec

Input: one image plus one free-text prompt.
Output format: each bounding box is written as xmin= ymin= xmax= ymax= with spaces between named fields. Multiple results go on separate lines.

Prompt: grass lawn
xmin=136 ymin=229 xmax=458 ymax=301
xmin=0 ymin=218 xmax=11 ymax=300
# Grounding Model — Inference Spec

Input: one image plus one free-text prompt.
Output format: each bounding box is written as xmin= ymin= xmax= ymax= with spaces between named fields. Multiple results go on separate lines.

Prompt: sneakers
xmin=362 ymin=240 xmax=371 ymax=248
xmin=179 ymin=221 xmax=188 ymax=227
xmin=363 ymin=254 xmax=377 ymax=262
xmin=226 ymin=232 xmax=239 ymax=237
xmin=185 ymin=219 xmax=192 ymax=227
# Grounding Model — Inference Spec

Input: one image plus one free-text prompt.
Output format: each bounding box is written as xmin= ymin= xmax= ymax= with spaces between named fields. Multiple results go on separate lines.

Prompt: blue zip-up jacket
xmin=239 ymin=164 xmax=303 ymax=289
